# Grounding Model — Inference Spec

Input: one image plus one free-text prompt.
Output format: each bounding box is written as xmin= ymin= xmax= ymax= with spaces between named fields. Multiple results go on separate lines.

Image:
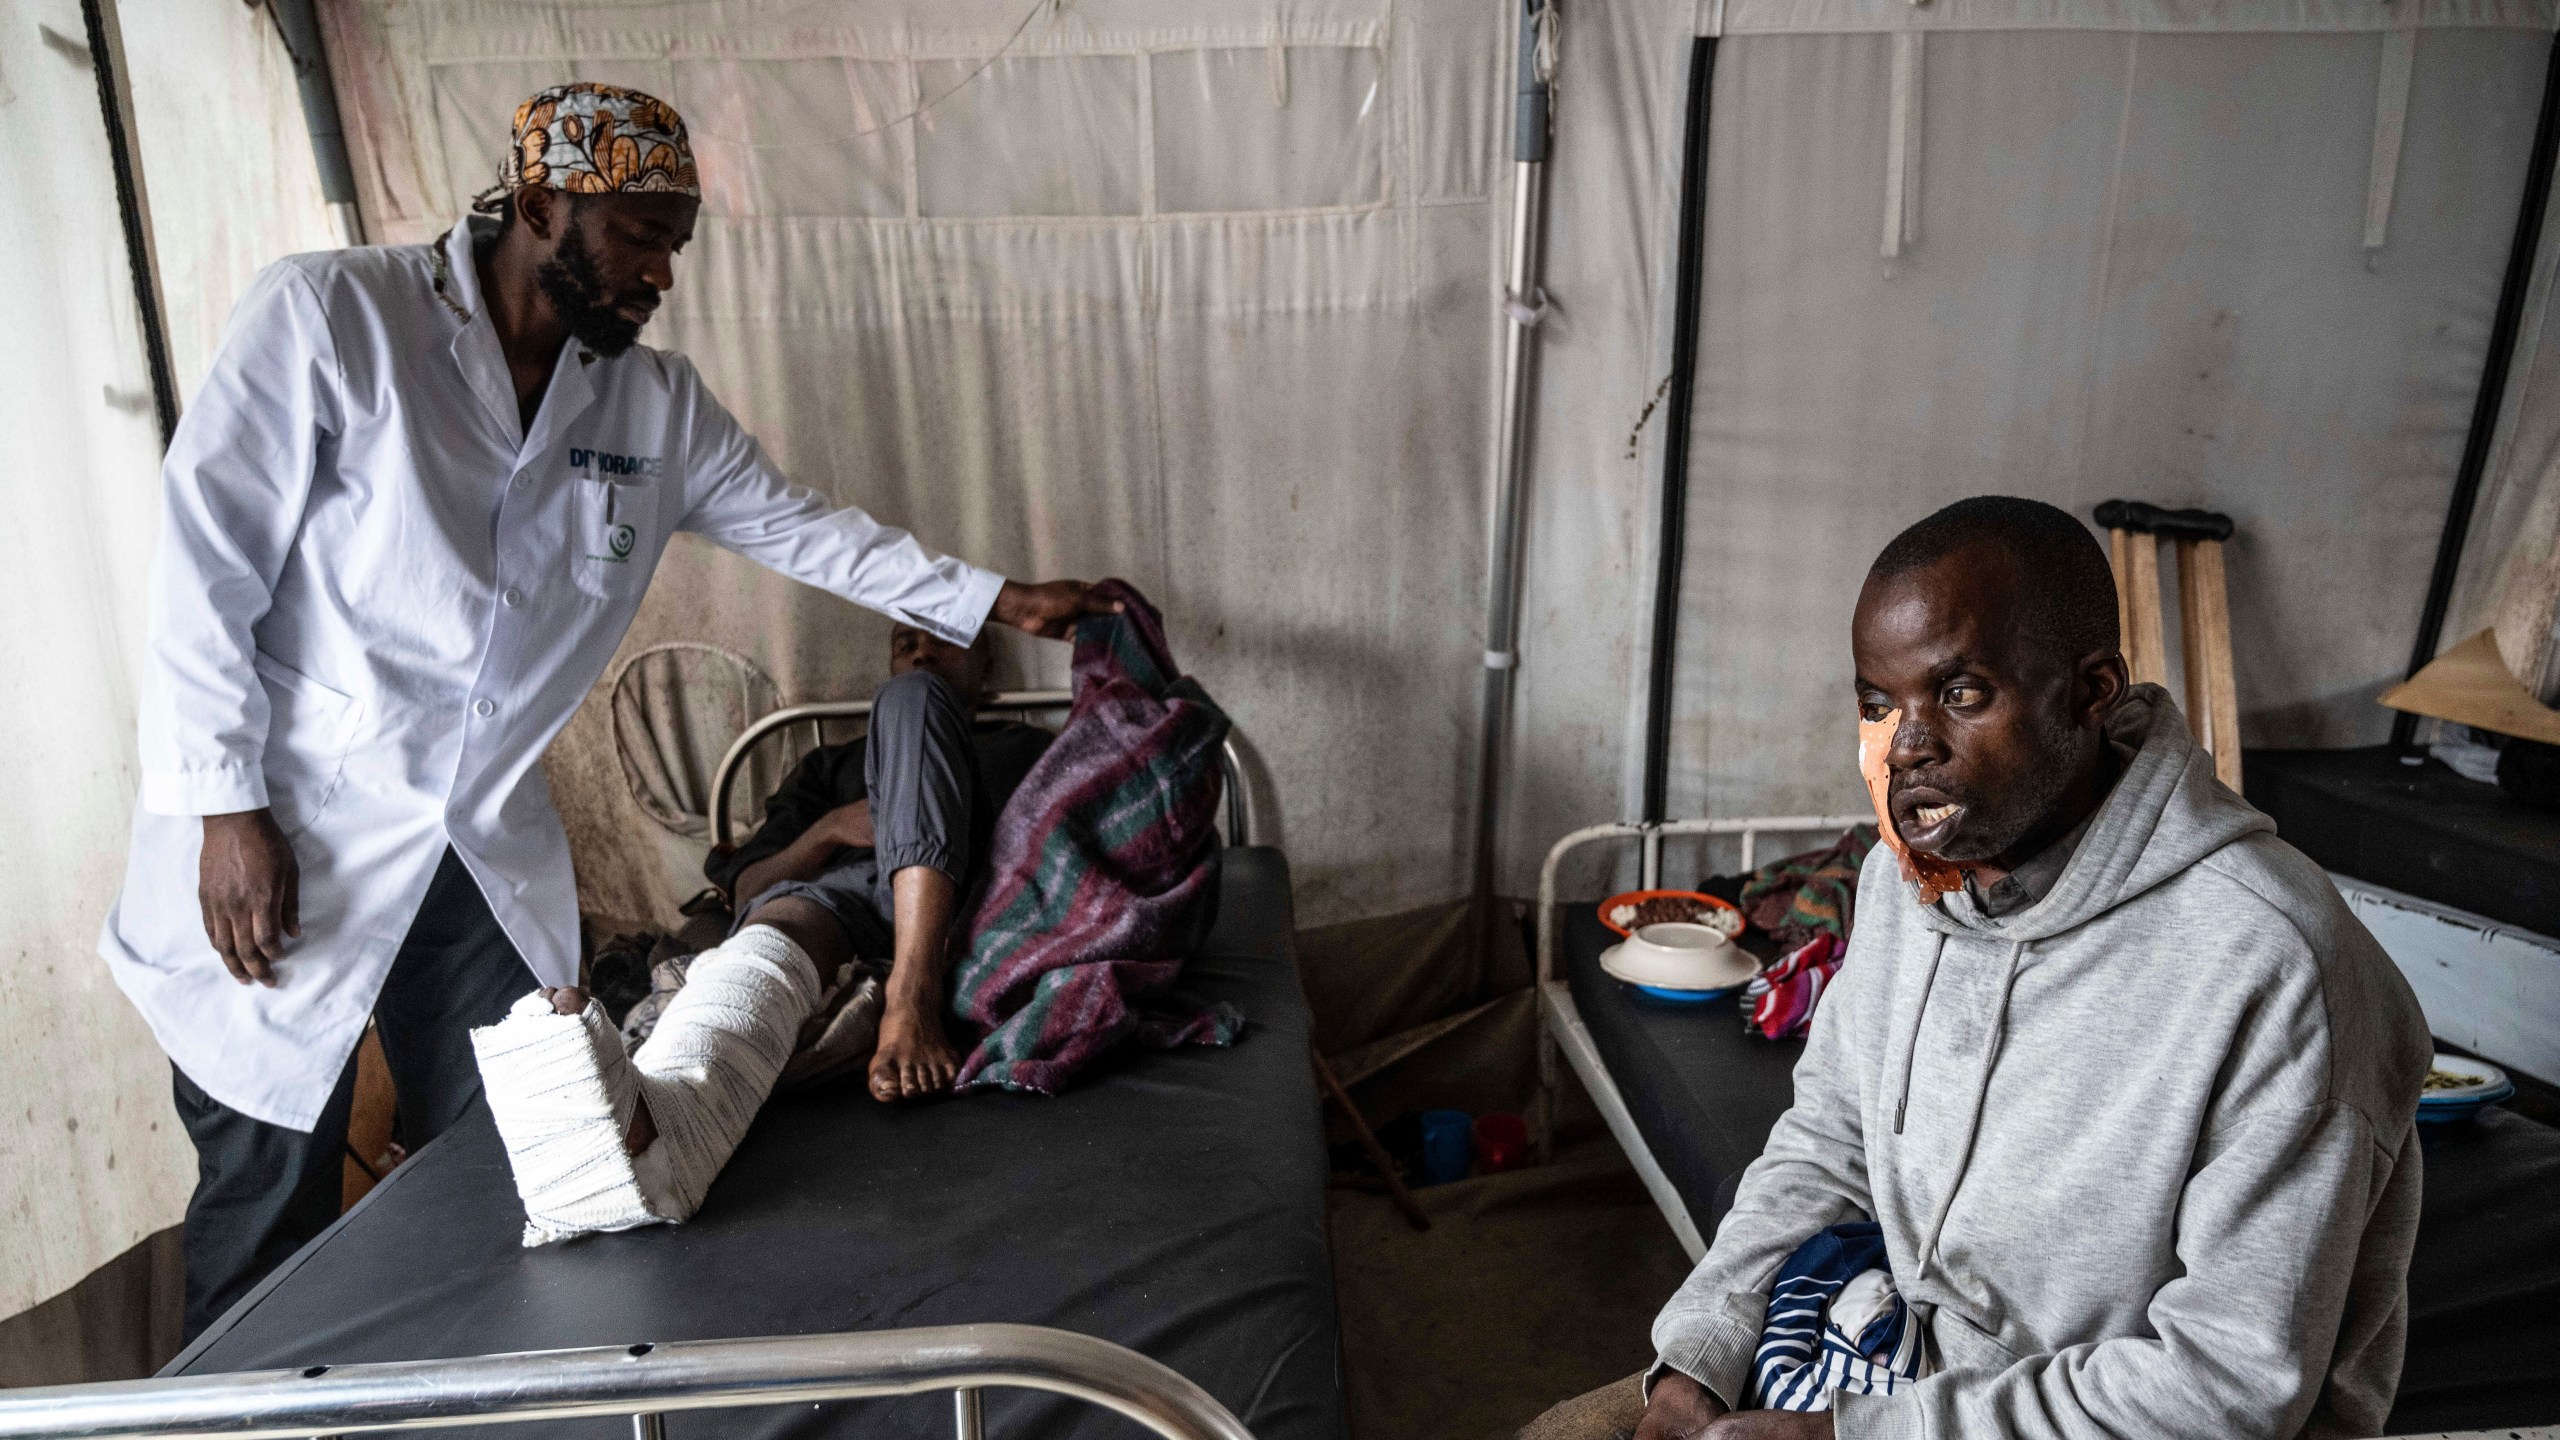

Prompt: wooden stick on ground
xmin=1312 ymin=1048 xmax=1430 ymax=1232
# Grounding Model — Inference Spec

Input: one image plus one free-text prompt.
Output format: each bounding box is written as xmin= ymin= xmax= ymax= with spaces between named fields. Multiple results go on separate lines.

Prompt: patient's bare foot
xmin=544 ymin=986 xmax=656 ymax=1153
xmin=868 ymin=987 xmax=959 ymax=1101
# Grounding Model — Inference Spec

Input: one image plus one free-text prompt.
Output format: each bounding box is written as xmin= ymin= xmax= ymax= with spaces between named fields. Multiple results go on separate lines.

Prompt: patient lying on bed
xmin=470 ymin=624 xmax=1052 ymax=1244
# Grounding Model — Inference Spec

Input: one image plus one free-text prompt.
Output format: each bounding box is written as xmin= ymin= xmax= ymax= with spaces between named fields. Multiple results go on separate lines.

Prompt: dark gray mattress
xmin=1561 ymin=901 xmax=2560 ymax=1433
xmin=1562 ymin=905 xmax=1803 ymax=1230
xmin=2245 ymin=746 xmax=2560 ymax=938
xmin=169 ymin=847 xmax=1346 ymax=1440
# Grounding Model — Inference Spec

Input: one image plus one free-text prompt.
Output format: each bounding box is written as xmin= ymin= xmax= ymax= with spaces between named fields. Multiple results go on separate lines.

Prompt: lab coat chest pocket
xmin=570 ymin=474 xmax=655 ymax=602
xmin=254 ymin=652 xmax=363 ymax=838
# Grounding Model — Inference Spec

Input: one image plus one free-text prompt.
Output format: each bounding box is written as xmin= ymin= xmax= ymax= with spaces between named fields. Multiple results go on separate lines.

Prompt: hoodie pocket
xmin=254 ymin=652 xmax=362 ymax=838
xmin=1932 ymin=1305 xmax=2025 ymax=1373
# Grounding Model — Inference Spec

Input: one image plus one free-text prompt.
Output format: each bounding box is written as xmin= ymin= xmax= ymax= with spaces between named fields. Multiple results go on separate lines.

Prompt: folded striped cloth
xmin=1742 ymin=932 xmax=1843 ymax=1040
xmin=1750 ymin=1221 xmax=1934 ymax=1412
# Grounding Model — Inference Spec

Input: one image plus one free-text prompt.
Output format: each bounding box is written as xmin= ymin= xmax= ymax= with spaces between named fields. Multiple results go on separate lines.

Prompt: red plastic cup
xmin=1474 ymin=1112 xmax=1528 ymax=1174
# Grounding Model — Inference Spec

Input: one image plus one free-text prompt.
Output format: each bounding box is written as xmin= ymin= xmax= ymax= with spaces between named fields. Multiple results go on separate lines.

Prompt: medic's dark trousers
xmin=171 ymin=848 xmax=535 ymax=1339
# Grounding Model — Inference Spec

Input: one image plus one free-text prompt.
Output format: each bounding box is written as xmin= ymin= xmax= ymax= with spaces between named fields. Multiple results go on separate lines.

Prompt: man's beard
xmin=534 ymin=224 xmax=653 ymax=357
xmin=1902 ymin=708 xmax=2089 ymax=864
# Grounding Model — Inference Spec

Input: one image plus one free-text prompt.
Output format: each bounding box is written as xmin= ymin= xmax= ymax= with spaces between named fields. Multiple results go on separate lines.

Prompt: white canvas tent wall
xmin=14 ymin=0 xmax=2560 ymax=1390
xmin=318 ymin=0 xmax=1513 ymax=939
xmin=0 ymin=0 xmax=342 ymax=1380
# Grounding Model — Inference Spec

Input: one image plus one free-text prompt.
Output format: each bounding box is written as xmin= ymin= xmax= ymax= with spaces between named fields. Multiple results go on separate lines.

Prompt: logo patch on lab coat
xmin=571 ymin=449 xmax=656 ymax=565
xmin=567 ymin=446 xmax=663 ymax=479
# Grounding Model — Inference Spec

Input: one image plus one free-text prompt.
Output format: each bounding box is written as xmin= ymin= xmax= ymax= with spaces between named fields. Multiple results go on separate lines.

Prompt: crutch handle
xmin=2094 ymin=500 xmax=2235 ymax=544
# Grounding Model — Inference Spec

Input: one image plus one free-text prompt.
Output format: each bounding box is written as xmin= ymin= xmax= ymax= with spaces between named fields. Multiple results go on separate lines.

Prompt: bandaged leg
xmin=471 ymin=992 xmax=654 ymax=1246
xmin=472 ymin=925 xmax=823 ymax=1245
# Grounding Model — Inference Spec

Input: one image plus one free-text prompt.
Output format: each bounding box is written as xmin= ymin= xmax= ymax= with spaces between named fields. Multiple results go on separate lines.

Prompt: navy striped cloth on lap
xmin=1750 ymin=1221 xmax=1934 ymax=1412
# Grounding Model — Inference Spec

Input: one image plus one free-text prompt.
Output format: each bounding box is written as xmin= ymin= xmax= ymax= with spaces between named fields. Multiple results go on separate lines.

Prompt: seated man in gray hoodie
xmin=1538 ymin=496 xmax=2429 ymax=1440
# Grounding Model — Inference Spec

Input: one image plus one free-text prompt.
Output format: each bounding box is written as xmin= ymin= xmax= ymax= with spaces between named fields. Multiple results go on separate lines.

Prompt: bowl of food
xmin=1600 ymin=889 xmax=1744 ymax=940
xmin=2416 ymin=1053 xmax=2514 ymax=1125
xmin=1599 ymin=921 xmax=1760 ymax=999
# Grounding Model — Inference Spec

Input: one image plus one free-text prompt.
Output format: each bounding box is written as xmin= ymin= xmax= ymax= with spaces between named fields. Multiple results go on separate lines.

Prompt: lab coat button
xmin=502 ymin=587 xmax=524 ymax=608
xmin=473 ymin=698 xmax=496 ymax=718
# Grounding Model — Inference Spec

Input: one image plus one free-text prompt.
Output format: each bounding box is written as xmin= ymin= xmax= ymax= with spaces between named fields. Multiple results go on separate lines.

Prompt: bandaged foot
xmin=472 ymin=925 xmax=824 ymax=1245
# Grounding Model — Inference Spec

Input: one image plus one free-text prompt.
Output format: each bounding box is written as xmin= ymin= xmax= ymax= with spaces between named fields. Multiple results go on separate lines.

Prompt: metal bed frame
xmin=1532 ymin=815 xmax=1868 ymax=1260
xmin=708 ymin=692 xmax=1252 ymax=852
xmin=0 ymin=1324 xmax=1253 ymax=1440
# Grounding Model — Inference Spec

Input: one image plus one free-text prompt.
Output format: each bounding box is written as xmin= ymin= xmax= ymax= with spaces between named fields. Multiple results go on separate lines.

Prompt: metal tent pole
xmin=1470 ymin=0 xmax=1555 ymax=932
xmin=1638 ymin=37 xmax=1719 ymax=838
xmin=78 ymin=0 xmax=178 ymax=447
xmin=263 ymin=0 xmax=368 ymax=247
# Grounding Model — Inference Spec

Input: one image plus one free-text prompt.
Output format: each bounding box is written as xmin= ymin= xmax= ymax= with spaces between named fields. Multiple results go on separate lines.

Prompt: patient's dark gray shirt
xmin=1966 ymin=816 xmax=2089 ymax=918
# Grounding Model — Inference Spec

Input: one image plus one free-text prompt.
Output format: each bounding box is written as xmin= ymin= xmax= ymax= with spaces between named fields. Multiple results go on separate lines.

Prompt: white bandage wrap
xmin=628 ymin=925 xmax=822 ymax=1216
xmin=472 ymin=992 xmax=657 ymax=1245
xmin=472 ymin=925 xmax=823 ymax=1246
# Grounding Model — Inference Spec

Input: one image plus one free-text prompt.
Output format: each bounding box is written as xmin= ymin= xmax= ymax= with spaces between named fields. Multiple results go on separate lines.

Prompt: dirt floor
xmin=1327 ymin=1135 xmax=1694 ymax=1440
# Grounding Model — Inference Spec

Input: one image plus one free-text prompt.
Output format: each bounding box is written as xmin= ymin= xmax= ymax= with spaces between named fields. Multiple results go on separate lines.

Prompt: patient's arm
xmin=1634 ymin=1371 xmax=1729 ymax=1440
xmin=732 ymin=799 xmax=871 ymax=904
xmin=1648 ymin=866 xmax=1889 ymax=1412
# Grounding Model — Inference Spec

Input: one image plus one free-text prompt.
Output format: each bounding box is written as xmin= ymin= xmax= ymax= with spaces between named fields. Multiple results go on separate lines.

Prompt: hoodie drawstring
xmin=1893 ymin=934 xmax=1949 ymax=1135
xmin=1913 ymin=937 xmax=2031 ymax=1277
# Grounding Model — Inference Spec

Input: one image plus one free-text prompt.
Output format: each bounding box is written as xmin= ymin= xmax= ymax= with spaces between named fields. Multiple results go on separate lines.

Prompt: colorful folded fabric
xmin=948 ymin=581 xmax=1240 ymax=1093
xmin=1743 ymin=933 xmax=1843 ymax=1041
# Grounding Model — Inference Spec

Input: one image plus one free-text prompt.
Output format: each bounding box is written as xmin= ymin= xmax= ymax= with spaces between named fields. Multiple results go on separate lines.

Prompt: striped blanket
xmin=1750 ymin=1221 xmax=1934 ymax=1412
xmin=1741 ymin=933 xmax=1845 ymax=1041
xmin=949 ymin=582 xmax=1241 ymax=1094
xmin=1737 ymin=825 xmax=1877 ymax=949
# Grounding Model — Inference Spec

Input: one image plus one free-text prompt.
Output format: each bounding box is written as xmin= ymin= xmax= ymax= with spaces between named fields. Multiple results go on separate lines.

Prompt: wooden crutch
xmin=2094 ymin=501 xmax=2243 ymax=792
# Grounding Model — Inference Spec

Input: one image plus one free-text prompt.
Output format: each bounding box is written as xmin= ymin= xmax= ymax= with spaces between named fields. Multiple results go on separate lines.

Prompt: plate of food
xmin=1601 ymin=889 xmax=1744 ymax=940
xmin=2416 ymin=1053 xmax=2515 ymax=1125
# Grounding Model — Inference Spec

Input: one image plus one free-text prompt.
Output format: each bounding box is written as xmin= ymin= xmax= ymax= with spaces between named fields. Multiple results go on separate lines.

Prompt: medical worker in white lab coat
xmin=98 ymin=83 xmax=1112 ymax=1336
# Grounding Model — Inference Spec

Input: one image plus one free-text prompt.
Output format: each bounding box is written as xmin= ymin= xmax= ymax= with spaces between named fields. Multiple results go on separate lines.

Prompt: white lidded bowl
xmin=1599 ymin=921 xmax=1759 ymax=992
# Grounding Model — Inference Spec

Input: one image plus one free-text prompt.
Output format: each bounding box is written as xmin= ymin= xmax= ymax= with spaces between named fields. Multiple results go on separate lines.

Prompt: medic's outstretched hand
xmin=991 ymin=579 xmax=1123 ymax=640
xmin=200 ymin=809 xmax=299 ymax=987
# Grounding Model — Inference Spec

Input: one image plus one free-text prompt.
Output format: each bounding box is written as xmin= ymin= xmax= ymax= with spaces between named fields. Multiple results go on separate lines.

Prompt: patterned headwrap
xmin=472 ymin=82 xmax=701 ymax=215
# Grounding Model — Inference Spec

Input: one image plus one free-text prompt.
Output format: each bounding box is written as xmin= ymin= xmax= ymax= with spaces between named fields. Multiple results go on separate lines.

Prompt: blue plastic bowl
xmin=2417 ymin=1081 xmax=2515 ymax=1124
xmin=1633 ymin=983 xmax=1738 ymax=1006
xmin=2416 ymin=1054 xmax=2515 ymax=1125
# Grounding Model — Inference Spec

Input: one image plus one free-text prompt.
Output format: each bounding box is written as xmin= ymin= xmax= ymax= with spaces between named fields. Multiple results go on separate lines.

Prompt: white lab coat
xmin=99 ymin=217 xmax=1003 ymax=1130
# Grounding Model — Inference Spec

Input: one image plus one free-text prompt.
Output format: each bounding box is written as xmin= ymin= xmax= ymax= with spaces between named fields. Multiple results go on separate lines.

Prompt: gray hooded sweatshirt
xmin=1651 ymin=688 xmax=2430 ymax=1440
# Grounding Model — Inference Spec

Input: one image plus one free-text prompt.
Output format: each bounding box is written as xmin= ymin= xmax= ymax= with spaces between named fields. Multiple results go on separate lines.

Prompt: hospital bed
xmin=119 ymin=705 xmax=1344 ymax=1440
xmin=1536 ymin=818 xmax=2560 ymax=1436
